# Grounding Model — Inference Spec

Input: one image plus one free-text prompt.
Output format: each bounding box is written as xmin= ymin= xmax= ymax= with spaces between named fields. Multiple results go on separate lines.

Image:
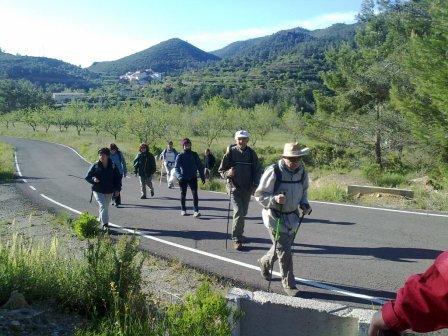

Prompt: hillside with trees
xmin=88 ymin=38 xmax=220 ymax=76
xmin=0 ymin=51 xmax=98 ymax=90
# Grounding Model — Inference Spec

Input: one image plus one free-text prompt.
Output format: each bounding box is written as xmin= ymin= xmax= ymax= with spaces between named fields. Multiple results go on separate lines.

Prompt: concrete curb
xmin=227 ymin=288 xmax=376 ymax=336
xmin=347 ymin=185 xmax=414 ymax=198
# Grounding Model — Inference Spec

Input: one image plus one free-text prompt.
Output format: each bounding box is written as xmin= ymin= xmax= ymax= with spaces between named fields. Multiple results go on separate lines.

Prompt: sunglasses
xmin=284 ymin=157 xmax=301 ymax=163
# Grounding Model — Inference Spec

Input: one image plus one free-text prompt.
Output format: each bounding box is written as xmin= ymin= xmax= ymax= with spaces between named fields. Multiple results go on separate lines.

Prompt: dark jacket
xmin=85 ymin=159 xmax=122 ymax=194
xmin=174 ymin=149 xmax=205 ymax=181
xmin=218 ymin=145 xmax=261 ymax=192
xmin=133 ymin=151 xmax=156 ymax=177
xmin=204 ymin=153 xmax=216 ymax=170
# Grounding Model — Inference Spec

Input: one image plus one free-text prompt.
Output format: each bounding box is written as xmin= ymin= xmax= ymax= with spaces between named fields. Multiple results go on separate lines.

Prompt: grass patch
xmin=412 ymin=186 xmax=448 ymax=212
xmin=0 ymin=142 xmax=14 ymax=182
xmin=199 ymin=179 xmax=226 ymax=193
xmin=309 ymin=183 xmax=352 ymax=203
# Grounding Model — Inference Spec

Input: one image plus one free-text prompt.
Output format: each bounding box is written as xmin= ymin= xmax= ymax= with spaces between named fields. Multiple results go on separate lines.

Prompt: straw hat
xmin=282 ymin=143 xmax=310 ymax=157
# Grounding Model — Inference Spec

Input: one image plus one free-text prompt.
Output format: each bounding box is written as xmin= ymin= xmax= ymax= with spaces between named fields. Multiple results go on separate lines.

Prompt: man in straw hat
xmin=254 ymin=142 xmax=312 ymax=296
xmin=219 ymin=130 xmax=262 ymax=251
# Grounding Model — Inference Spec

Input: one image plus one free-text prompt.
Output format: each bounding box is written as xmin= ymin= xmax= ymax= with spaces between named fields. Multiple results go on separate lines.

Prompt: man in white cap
xmin=254 ymin=142 xmax=312 ymax=296
xmin=218 ymin=130 xmax=262 ymax=250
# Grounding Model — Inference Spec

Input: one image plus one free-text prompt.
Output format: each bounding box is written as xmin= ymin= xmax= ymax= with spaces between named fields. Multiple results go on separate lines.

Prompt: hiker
xmin=254 ymin=143 xmax=312 ymax=296
xmin=369 ymin=250 xmax=448 ymax=336
xmin=133 ymin=143 xmax=156 ymax=199
xmin=218 ymin=130 xmax=261 ymax=250
xmin=174 ymin=138 xmax=205 ymax=217
xmin=159 ymin=140 xmax=178 ymax=188
xmin=109 ymin=143 xmax=127 ymax=207
xmin=85 ymin=147 xmax=122 ymax=230
xmin=204 ymin=148 xmax=216 ymax=180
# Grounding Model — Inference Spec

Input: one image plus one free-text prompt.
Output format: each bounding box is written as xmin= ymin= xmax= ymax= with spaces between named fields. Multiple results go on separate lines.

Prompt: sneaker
xmin=181 ymin=211 xmax=187 ymax=216
xmin=233 ymin=241 xmax=243 ymax=251
xmin=168 ymin=184 xmax=173 ymax=189
xmin=258 ymin=258 xmax=271 ymax=281
xmin=193 ymin=211 xmax=201 ymax=218
xmin=101 ymin=223 xmax=109 ymax=232
xmin=283 ymin=285 xmax=299 ymax=297
xmin=140 ymin=195 xmax=147 ymax=199
xmin=150 ymin=189 xmax=155 ymax=197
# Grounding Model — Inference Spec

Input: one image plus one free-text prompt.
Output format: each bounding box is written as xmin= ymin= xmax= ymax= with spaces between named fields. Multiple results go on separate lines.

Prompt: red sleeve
xmin=382 ymin=251 xmax=448 ymax=333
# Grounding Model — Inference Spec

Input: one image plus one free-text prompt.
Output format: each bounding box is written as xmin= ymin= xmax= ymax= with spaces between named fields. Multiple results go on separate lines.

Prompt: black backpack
xmin=273 ymin=163 xmax=305 ymax=194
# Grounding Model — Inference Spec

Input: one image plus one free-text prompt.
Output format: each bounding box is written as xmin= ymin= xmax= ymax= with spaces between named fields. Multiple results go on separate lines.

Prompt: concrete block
xmin=347 ymin=185 xmax=414 ymax=198
xmin=227 ymin=288 xmax=374 ymax=336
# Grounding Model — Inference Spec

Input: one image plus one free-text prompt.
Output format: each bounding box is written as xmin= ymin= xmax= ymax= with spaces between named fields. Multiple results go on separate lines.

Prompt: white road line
xmin=311 ymin=200 xmax=448 ymax=218
xmin=29 ymin=186 xmax=36 ymax=191
xmin=37 ymin=193 xmax=385 ymax=305
xmin=54 ymin=142 xmax=91 ymax=164
xmin=14 ymin=153 xmax=22 ymax=177
xmin=39 ymin=194 xmax=82 ymax=215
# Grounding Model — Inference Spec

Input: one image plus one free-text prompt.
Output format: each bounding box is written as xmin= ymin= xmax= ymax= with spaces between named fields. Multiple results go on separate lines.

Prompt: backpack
xmin=273 ymin=163 xmax=305 ymax=194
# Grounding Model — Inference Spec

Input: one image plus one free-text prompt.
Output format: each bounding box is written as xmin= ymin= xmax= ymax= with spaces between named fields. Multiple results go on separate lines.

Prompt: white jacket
xmin=255 ymin=160 xmax=309 ymax=233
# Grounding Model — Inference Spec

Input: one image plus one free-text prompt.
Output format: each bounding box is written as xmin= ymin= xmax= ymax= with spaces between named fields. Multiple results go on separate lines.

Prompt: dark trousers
xmin=113 ymin=174 xmax=123 ymax=206
xmin=179 ymin=178 xmax=199 ymax=212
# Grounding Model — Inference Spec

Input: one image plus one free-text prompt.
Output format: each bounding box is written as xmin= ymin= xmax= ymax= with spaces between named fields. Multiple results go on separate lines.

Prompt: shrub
xmin=73 ymin=212 xmax=99 ymax=239
xmin=361 ymin=163 xmax=407 ymax=187
xmin=165 ymin=283 xmax=237 ymax=336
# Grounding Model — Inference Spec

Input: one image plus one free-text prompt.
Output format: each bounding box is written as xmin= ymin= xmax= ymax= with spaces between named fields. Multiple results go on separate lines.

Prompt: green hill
xmin=153 ymin=23 xmax=358 ymax=110
xmin=0 ymin=51 xmax=98 ymax=90
xmin=88 ymin=38 xmax=220 ymax=76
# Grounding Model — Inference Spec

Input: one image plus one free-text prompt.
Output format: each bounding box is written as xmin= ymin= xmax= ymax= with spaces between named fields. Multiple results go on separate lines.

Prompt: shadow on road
xmin=294 ymin=243 xmax=443 ymax=262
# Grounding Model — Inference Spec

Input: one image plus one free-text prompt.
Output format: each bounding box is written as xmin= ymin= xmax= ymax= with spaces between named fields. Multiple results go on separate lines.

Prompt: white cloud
xmin=0 ymin=7 xmax=159 ymax=67
xmin=186 ymin=11 xmax=357 ymax=51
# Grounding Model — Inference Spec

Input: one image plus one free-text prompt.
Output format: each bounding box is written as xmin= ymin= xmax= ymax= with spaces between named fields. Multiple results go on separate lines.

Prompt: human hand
xmin=114 ymin=191 xmax=120 ymax=197
xmin=201 ymin=178 xmax=206 ymax=185
xmin=93 ymin=177 xmax=100 ymax=183
xmin=300 ymin=203 xmax=312 ymax=215
xmin=275 ymin=193 xmax=286 ymax=204
xmin=227 ymin=167 xmax=236 ymax=177
xmin=368 ymin=312 xmax=389 ymax=336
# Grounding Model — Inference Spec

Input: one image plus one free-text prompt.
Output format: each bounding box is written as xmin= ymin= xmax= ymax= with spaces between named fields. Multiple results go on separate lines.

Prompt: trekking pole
xmin=268 ymin=198 xmax=284 ymax=292
xmin=225 ymin=179 xmax=233 ymax=250
xmin=291 ymin=213 xmax=305 ymax=258
xmin=159 ymin=161 xmax=164 ymax=185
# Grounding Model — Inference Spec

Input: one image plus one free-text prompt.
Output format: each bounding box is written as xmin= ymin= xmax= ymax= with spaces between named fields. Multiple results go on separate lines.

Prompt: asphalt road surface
xmin=3 ymin=135 xmax=448 ymax=308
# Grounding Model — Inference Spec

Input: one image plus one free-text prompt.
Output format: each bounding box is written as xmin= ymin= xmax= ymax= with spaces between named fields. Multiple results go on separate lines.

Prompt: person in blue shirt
xmin=174 ymin=138 xmax=205 ymax=217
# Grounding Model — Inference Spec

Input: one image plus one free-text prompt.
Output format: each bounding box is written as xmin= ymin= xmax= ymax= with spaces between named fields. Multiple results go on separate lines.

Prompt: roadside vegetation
xmin=0 ymin=142 xmax=14 ymax=182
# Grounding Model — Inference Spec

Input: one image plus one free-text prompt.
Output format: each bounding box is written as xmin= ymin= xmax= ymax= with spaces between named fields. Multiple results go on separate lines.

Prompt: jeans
xmin=139 ymin=176 xmax=153 ymax=197
xmin=179 ymin=178 xmax=199 ymax=212
xmin=93 ymin=192 xmax=113 ymax=225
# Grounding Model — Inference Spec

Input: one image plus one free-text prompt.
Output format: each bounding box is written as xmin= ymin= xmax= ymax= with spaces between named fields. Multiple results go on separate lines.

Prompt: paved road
xmin=3 ymin=136 xmax=448 ymax=307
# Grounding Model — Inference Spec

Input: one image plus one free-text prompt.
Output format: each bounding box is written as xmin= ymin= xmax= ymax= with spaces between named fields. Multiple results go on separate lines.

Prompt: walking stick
xmin=291 ymin=213 xmax=305 ymax=258
xmin=268 ymin=201 xmax=283 ymax=292
xmin=159 ymin=160 xmax=164 ymax=185
xmin=225 ymin=179 xmax=233 ymax=250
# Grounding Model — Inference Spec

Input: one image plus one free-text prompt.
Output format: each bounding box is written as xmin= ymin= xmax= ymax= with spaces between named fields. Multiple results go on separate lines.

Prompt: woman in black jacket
xmin=85 ymin=148 xmax=122 ymax=230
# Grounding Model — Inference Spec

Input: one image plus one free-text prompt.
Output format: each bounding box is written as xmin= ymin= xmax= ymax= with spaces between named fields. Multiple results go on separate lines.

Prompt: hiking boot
xmin=193 ymin=211 xmax=201 ymax=218
xmin=140 ymin=195 xmax=147 ymax=199
xmin=181 ymin=210 xmax=187 ymax=216
xmin=283 ymin=285 xmax=299 ymax=297
xmin=150 ymin=189 xmax=154 ymax=197
xmin=258 ymin=258 xmax=271 ymax=281
xmin=233 ymin=241 xmax=243 ymax=251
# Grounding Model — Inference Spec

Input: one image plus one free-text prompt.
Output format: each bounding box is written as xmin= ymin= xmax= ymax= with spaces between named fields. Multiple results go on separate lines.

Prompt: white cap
xmin=234 ymin=130 xmax=250 ymax=139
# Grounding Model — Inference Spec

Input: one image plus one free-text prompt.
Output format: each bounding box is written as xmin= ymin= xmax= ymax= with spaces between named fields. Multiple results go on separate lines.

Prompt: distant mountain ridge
xmin=0 ymin=51 xmax=98 ymax=90
xmin=88 ymin=38 xmax=220 ymax=76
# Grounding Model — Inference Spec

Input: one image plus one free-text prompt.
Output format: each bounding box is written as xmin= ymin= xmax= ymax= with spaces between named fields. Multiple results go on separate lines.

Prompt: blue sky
xmin=0 ymin=0 xmax=362 ymax=67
